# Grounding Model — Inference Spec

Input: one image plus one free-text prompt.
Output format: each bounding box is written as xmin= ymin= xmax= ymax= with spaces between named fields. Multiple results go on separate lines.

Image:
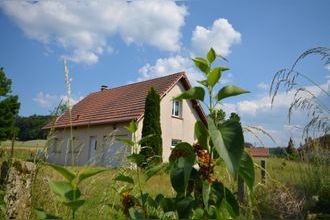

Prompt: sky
xmin=0 ymin=0 xmax=329 ymax=147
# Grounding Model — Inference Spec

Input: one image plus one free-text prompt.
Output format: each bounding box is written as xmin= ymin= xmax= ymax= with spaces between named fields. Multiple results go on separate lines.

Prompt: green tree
xmin=0 ymin=68 xmax=20 ymax=141
xmin=286 ymin=137 xmax=298 ymax=159
xmin=139 ymin=87 xmax=162 ymax=166
xmin=15 ymin=115 xmax=52 ymax=141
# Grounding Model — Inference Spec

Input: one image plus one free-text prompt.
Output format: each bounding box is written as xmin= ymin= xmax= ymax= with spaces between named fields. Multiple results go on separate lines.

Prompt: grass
xmin=1 ymin=144 xmax=328 ymax=219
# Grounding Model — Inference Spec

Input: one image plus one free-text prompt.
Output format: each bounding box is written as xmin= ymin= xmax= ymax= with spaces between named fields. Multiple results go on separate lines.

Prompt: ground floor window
xmin=171 ymin=139 xmax=182 ymax=148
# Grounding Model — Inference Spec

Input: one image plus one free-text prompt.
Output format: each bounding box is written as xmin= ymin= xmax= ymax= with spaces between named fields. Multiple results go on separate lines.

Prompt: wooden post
xmin=237 ymin=176 xmax=244 ymax=203
xmin=261 ymin=159 xmax=266 ymax=183
xmin=10 ymin=133 xmax=15 ymax=158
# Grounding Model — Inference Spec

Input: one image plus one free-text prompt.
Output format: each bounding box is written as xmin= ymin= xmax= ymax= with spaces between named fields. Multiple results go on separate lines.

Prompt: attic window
xmin=172 ymin=100 xmax=182 ymax=117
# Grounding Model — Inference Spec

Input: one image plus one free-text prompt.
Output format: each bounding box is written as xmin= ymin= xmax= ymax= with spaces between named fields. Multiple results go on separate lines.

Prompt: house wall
xmin=48 ymin=123 xmax=131 ymax=166
xmin=137 ymin=81 xmax=201 ymax=162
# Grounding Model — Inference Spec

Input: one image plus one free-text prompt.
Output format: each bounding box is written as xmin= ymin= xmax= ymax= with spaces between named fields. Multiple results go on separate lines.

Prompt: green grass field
xmin=0 ymin=142 xmax=329 ymax=219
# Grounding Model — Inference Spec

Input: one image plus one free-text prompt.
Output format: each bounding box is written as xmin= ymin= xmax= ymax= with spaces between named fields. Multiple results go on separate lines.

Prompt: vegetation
xmin=0 ymin=67 xmax=20 ymax=141
xmin=139 ymin=87 xmax=162 ymax=166
xmin=15 ymin=115 xmax=52 ymax=141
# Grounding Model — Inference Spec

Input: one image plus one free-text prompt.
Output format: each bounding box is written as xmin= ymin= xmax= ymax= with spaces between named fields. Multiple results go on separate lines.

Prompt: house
xmin=247 ymin=147 xmax=269 ymax=159
xmin=44 ymin=72 xmax=206 ymax=167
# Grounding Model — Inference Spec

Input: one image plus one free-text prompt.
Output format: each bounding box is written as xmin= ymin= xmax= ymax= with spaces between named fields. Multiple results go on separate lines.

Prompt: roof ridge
xmin=96 ymin=71 xmax=185 ymax=93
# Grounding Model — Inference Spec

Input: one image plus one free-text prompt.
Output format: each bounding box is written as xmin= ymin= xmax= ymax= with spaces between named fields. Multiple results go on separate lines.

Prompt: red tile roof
xmin=44 ymin=72 xmax=206 ymax=129
xmin=247 ymin=148 xmax=269 ymax=158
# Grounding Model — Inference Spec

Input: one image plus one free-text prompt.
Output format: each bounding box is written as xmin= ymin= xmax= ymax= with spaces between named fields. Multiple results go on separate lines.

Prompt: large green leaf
xmin=63 ymin=199 xmax=85 ymax=211
xmin=34 ymin=208 xmax=60 ymax=219
xmin=194 ymin=121 xmax=208 ymax=149
xmin=116 ymin=137 xmax=134 ymax=146
xmin=208 ymin=116 xmax=244 ymax=177
xmin=144 ymin=163 xmax=166 ymax=182
xmin=207 ymin=48 xmax=216 ymax=64
xmin=197 ymin=80 xmax=208 ymax=87
xmin=208 ymin=67 xmax=222 ymax=88
xmin=47 ymin=164 xmax=75 ymax=182
xmin=48 ymin=181 xmax=74 ymax=201
xmin=192 ymin=57 xmax=209 ymax=74
xmin=126 ymin=120 xmax=137 ymax=133
xmin=176 ymin=196 xmax=194 ymax=219
xmin=202 ymin=181 xmax=211 ymax=209
xmin=238 ymin=151 xmax=255 ymax=191
xmin=174 ymin=87 xmax=205 ymax=101
xmin=114 ymin=174 xmax=134 ymax=185
xmin=223 ymin=188 xmax=240 ymax=218
xmin=77 ymin=168 xmax=107 ymax=184
xmin=217 ymin=85 xmax=249 ymax=101
xmin=129 ymin=207 xmax=145 ymax=219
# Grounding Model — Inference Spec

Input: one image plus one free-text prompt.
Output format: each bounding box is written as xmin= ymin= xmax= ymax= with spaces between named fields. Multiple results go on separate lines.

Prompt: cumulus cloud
xmin=191 ymin=18 xmax=241 ymax=56
xmin=33 ymin=92 xmax=57 ymax=108
xmin=33 ymin=92 xmax=83 ymax=109
xmin=136 ymin=54 xmax=235 ymax=85
xmin=257 ymin=82 xmax=270 ymax=90
xmin=0 ymin=0 xmax=187 ymax=64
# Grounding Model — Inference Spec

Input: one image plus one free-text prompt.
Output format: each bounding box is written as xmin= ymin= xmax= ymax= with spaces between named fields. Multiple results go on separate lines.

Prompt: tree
xmin=286 ymin=137 xmax=298 ymax=159
xmin=0 ymin=68 xmax=20 ymax=141
xmin=15 ymin=115 xmax=52 ymax=141
xmin=139 ymin=87 xmax=162 ymax=167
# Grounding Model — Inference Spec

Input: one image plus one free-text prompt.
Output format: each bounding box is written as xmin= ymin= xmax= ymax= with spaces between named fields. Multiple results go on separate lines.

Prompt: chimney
xmin=101 ymin=85 xmax=108 ymax=91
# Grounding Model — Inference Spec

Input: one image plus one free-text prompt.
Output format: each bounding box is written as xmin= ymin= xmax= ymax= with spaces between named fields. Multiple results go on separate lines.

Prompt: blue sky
xmin=0 ymin=0 xmax=329 ymax=147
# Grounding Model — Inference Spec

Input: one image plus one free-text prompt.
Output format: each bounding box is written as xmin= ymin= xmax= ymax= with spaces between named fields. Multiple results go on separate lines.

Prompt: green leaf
xmin=47 ymin=164 xmax=75 ymax=182
xmin=114 ymin=174 xmax=134 ymax=185
xmin=219 ymin=66 xmax=230 ymax=72
xmin=194 ymin=121 xmax=208 ymax=150
xmin=127 ymin=153 xmax=145 ymax=166
xmin=208 ymin=116 xmax=244 ymax=177
xmin=176 ymin=196 xmax=194 ymax=218
xmin=174 ymin=87 xmax=205 ymax=101
xmin=160 ymin=198 xmax=176 ymax=212
xmin=144 ymin=163 xmax=166 ymax=182
xmin=207 ymin=48 xmax=216 ymax=64
xmin=202 ymin=181 xmax=211 ymax=209
xmin=48 ymin=180 xmax=75 ymax=201
xmin=129 ymin=207 xmax=145 ymax=219
xmin=192 ymin=57 xmax=209 ymax=74
xmin=217 ymin=85 xmax=249 ymax=101
xmin=208 ymin=67 xmax=222 ymax=88
xmin=34 ymin=208 xmax=60 ymax=219
xmin=238 ymin=151 xmax=255 ymax=191
xmin=197 ymin=80 xmax=208 ymax=87
xmin=126 ymin=120 xmax=137 ymax=133
xmin=116 ymin=137 xmax=134 ymax=146
xmin=223 ymin=188 xmax=240 ymax=217
xmin=77 ymin=168 xmax=107 ymax=184
xmin=137 ymin=134 xmax=155 ymax=145
xmin=63 ymin=199 xmax=85 ymax=212
xmin=191 ymin=208 xmax=205 ymax=219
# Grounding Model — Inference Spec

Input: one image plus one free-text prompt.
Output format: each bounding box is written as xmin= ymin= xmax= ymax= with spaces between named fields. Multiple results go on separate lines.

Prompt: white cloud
xmin=1 ymin=0 xmax=187 ymax=64
xmin=191 ymin=18 xmax=241 ymax=56
xmin=137 ymin=55 xmax=203 ymax=85
xmin=257 ymin=82 xmax=269 ymax=90
xmin=33 ymin=92 xmax=83 ymax=109
xmin=325 ymin=64 xmax=330 ymax=71
xmin=33 ymin=92 xmax=57 ymax=108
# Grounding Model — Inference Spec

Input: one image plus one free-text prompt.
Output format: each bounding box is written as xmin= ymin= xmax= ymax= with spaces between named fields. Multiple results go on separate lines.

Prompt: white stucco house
xmin=44 ymin=72 xmax=206 ymax=167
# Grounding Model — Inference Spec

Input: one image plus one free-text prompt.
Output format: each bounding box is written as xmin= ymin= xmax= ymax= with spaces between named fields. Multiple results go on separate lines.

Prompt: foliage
xmin=139 ymin=87 xmax=162 ymax=167
xmin=15 ymin=115 xmax=52 ymax=141
xmin=270 ymin=47 xmax=329 ymax=138
xmin=0 ymin=67 xmax=20 ymax=141
xmin=285 ymin=137 xmax=298 ymax=160
xmin=114 ymin=48 xmax=254 ymax=219
xmin=36 ymin=164 xmax=107 ymax=219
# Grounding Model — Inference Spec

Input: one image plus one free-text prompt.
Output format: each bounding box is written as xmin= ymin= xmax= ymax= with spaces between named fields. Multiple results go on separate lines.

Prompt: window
xmin=171 ymin=139 xmax=182 ymax=148
xmin=172 ymin=100 xmax=182 ymax=117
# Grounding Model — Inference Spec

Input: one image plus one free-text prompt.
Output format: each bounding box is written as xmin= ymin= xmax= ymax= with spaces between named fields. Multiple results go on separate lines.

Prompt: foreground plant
xmin=114 ymin=48 xmax=255 ymax=219
xmin=35 ymin=164 xmax=106 ymax=219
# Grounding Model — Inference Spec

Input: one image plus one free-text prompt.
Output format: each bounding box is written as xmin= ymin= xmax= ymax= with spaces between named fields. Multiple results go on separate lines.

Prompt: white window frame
xmin=172 ymin=100 xmax=182 ymax=118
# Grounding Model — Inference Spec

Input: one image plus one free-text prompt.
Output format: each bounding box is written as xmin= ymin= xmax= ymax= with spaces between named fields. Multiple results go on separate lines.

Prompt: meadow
xmin=1 ymin=143 xmax=328 ymax=219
